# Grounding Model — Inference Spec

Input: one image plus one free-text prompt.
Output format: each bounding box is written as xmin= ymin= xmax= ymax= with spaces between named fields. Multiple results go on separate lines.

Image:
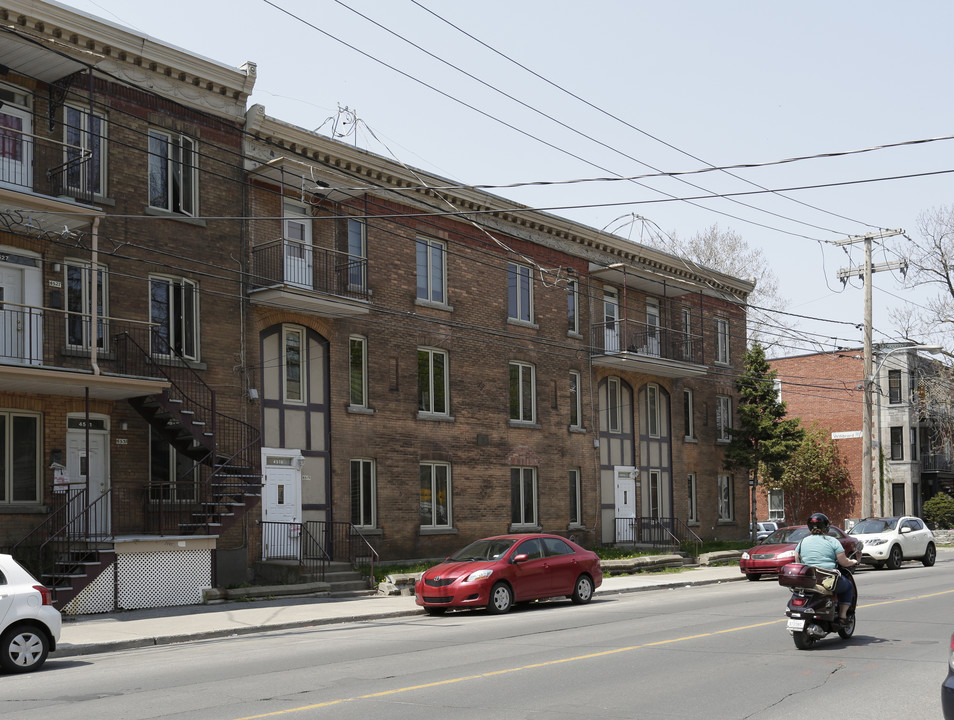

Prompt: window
xmin=716 ymin=395 xmax=732 ymax=442
xmin=718 ymin=474 xmax=734 ymax=521
xmin=64 ymin=105 xmax=106 ymax=197
xmin=768 ymin=489 xmax=785 ymax=521
xmin=681 ymin=307 xmax=693 ymax=360
xmin=418 ymin=348 xmax=448 ymax=415
xmin=569 ymin=370 xmax=582 ymax=428
xmin=888 ymin=369 xmax=902 ymax=404
xmin=607 ymin=376 xmax=621 ymax=433
xmin=420 ymin=462 xmax=451 ymax=528
xmin=511 ymin=467 xmax=537 ymax=526
xmin=509 ymin=361 xmax=535 ymax=423
xmin=350 ymin=459 xmax=376 ymax=527
xmin=891 ymin=483 xmax=905 ymax=516
xmin=349 ymin=336 xmax=367 ymax=408
xmin=150 ymin=276 xmax=199 ymax=360
xmin=890 ymin=426 xmax=904 ymax=461
xmin=65 ymin=262 xmax=107 ymax=350
xmin=283 ymin=326 xmax=304 ymax=403
xmin=148 ymin=129 xmax=197 ymax=216
xmin=716 ymin=318 xmax=730 ymax=364
xmin=347 ymin=218 xmax=367 ymax=291
xmin=283 ymin=200 xmax=312 ymax=288
xmin=0 ymin=411 xmax=40 ymax=504
xmin=645 ymin=298 xmax=660 ymax=356
xmin=687 ymin=473 xmax=697 ymax=523
xmin=647 ymin=383 xmax=660 ymax=438
xmin=683 ymin=389 xmax=695 ymax=439
xmin=910 ymin=427 xmax=917 ymax=461
xmin=567 ymin=279 xmax=579 ymax=334
xmin=569 ymin=468 xmax=582 ymax=525
xmin=507 ymin=262 xmax=533 ymax=323
xmin=416 ymin=237 xmax=446 ymax=304
xmin=149 ymin=428 xmax=196 ymax=501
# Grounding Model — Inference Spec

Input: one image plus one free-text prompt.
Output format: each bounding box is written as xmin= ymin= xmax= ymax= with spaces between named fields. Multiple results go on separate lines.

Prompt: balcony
xmin=591 ymin=319 xmax=708 ymax=378
xmin=248 ymin=239 xmax=370 ymax=317
xmin=921 ymin=453 xmax=954 ymax=473
xmin=0 ymin=304 xmax=168 ymax=400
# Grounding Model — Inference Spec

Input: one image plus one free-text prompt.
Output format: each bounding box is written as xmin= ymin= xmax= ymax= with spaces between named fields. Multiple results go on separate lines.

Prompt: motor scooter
xmin=779 ymin=561 xmax=858 ymax=650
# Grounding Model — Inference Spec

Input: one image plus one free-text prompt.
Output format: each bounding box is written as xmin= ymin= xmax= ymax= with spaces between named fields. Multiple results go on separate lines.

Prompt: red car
xmin=414 ymin=534 xmax=603 ymax=615
xmin=739 ymin=525 xmax=860 ymax=581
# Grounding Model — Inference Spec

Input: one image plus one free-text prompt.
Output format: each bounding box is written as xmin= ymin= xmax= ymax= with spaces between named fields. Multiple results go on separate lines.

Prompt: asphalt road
xmin=3 ymin=557 xmax=951 ymax=719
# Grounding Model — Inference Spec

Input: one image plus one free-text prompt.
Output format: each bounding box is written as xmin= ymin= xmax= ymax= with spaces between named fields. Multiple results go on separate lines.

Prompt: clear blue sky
xmin=63 ymin=0 xmax=954 ymax=353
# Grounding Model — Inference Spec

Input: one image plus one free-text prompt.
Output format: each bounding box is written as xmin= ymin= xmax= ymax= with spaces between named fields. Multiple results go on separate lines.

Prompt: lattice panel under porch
xmin=62 ymin=564 xmax=116 ymax=616
xmin=117 ymin=550 xmax=212 ymax=610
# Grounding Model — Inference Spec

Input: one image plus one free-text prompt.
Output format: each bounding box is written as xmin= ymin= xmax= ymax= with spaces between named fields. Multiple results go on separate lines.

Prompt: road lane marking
xmin=232 ymin=586 xmax=954 ymax=720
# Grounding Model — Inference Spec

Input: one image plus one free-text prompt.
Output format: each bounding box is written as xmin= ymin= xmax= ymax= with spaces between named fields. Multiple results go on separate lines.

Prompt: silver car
xmin=0 ymin=554 xmax=61 ymax=673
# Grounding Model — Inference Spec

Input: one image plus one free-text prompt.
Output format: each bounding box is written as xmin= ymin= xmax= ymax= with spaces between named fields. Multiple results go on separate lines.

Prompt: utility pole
xmin=836 ymin=230 xmax=906 ymax=518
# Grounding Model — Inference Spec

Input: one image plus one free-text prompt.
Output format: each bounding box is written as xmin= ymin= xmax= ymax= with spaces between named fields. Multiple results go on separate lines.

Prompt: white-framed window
xmin=647 ymin=383 xmax=660 ymax=438
xmin=350 ymin=458 xmax=376 ymax=528
xmin=569 ymin=468 xmax=582 ymax=526
xmin=65 ymin=261 xmax=108 ymax=350
xmin=681 ymin=307 xmax=693 ymax=360
xmin=149 ymin=427 xmax=197 ymax=501
xmin=347 ymin=218 xmax=367 ymax=291
xmin=648 ymin=469 xmax=661 ymax=518
xmin=569 ymin=370 xmax=582 ymax=429
xmin=683 ymin=388 xmax=695 ymax=439
xmin=64 ymin=104 xmax=106 ymax=197
xmin=0 ymin=411 xmax=41 ymax=504
xmin=511 ymin=466 xmax=538 ymax=526
xmin=715 ymin=318 xmax=730 ymax=365
xmin=282 ymin=325 xmax=304 ymax=403
xmin=607 ymin=376 xmax=621 ymax=434
xmin=687 ymin=473 xmax=698 ymax=523
xmin=150 ymin=276 xmax=199 ymax=361
xmin=349 ymin=335 xmax=367 ymax=408
xmin=418 ymin=348 xmax=449 ymax=415
xmin=148 ymin=129 xmax=197 ymax=216
xmin=420 ymin=461 xmax=451 ymax=529
xmin=509 ymin=361 xmax=535 ymax=423
xmin=507 ymin=261 xmax=533 ymax=323
xmin=416 ymin=237 xmax=446 ymax=304
xmin=716 ymin=395 xmax=732 ymax=442
xmin=567 ymin=279 xmax=579 ymax=334
xmin=768 ymin=489 xmax=784 ymax=521
xmin=718 ymin=474 xmax=734 ymax=521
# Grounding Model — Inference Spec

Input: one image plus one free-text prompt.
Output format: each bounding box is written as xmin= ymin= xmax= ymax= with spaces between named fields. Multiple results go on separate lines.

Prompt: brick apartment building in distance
xmin=2 ymin=0 xmax=755 ymax=613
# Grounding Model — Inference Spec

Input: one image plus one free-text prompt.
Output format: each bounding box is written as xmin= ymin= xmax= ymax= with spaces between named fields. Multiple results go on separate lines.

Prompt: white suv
xmin=0 ymin=554 xmax=61 ymax=673
xmin=848 ymin=516 xmax=937 ymax=570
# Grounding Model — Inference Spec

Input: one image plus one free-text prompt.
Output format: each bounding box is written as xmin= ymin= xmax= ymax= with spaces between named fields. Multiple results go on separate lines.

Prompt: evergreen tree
xmin=723 ymin=344 xmax=804 ymax=540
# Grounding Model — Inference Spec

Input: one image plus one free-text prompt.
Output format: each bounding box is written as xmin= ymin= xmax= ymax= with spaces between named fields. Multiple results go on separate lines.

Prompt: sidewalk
xmin=55 ymin=564 xmax=746 ymax=658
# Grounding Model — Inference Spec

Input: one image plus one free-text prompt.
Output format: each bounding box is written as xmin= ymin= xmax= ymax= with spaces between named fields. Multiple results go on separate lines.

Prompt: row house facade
xmin=2 ymin=0 xmax=754 ymax=612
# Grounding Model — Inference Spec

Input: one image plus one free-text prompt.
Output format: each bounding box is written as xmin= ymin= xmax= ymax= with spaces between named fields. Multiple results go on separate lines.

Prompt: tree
xmin=723 ymin=343 xmax=804 ymax=540
xmin=775 ymin=422 xmax=854 ymax=525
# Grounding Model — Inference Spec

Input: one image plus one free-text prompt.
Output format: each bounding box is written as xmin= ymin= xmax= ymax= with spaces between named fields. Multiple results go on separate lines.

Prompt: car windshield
xmin=849 ymin=518 xmax=898 ymax=534
xmin=448 ymin=538 xmax=518 ymax=562
xmin=762 ymin=527 xmax=809 ymax=545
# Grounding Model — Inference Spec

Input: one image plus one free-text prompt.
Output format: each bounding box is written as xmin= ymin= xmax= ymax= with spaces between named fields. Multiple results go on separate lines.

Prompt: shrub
xmin=922 ymin=493 xmax=954 ymax=530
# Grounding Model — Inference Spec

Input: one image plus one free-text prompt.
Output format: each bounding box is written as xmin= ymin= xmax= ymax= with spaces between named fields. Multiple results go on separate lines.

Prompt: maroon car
xmin=414 ymin=534 xmax=603 ymax=615
xmin=739 ymin=525 xmax=860 ymax=581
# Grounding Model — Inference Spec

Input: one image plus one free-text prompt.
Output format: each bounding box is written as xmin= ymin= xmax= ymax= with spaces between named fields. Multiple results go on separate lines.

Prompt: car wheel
xmin=0 ymin=624 xmax=49 ymax=673
xmin=487 ymin=582 xmax=513 ymax=614
xmin=424 ymin=607 xmax=447 ymax=616
xmin=922 ymin=542 xmax=937 ymax=567
xmin=886 ymin=544 xmax=903 ymax=570
xmin=570 ymin=574 xmax=594 ymax=604
xmin=745 ymin=573 xmax=760 ymax=581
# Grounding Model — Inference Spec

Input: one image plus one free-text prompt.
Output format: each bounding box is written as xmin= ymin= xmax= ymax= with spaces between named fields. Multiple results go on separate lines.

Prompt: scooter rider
xmin=793 ymin=512 xmax=859 ymax=625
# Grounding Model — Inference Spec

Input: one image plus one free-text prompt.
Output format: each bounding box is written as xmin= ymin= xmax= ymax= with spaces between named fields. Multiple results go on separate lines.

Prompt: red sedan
xmin=739 ymin=525 xmax=860 ymax=581
xmin=414 ymin=534 xmax=603 ymax=615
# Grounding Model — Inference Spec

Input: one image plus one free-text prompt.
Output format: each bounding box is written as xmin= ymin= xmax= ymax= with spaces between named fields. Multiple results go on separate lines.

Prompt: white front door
xmin=645 ymin=298 xmax=660 ymax=356
xmin=614 ymin=466 xmax=638 ymax=542
xmin=262 ymin=450 xmax=303 ymax=559
xmin=0 ymin=266 xmax=24 ymax=362
xmin=66 ymin=422 xmax=110 ymax=537
xmin=283 ymin=201 xmax=313 ymax=289
xmin=603 ymin=288 xmax=619 ymax=353
xmin=0 ymin=105 xmax=32 ymax=189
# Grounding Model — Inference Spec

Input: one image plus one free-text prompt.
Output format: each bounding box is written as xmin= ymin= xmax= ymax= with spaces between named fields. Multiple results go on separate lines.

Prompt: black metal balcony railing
xmin=593 ymin=319 xmax=703 ymax=365
xmin=922 ymin=453 xmax=954 ymax=472
xmin=250 ymin=239 xmax=370 ymax=302
xmin=0 ymin=128 xmax=98 ymax=205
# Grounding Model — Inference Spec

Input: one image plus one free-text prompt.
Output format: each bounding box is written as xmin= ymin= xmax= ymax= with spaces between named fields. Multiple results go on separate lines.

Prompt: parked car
xmin=739 ymin=525 xmax=860 ymax=581
xmin=753 ymin=521 xmax=780 ymax=541
xmin=847 ymin=516 xmax=936 ymax=569
xmin=944 ymin=632 xmax=954 ymax=720
xmin=0 ymin=554 xmax=61 ymax=673
xmin=414 ymin=534 xmax=603 ymax=615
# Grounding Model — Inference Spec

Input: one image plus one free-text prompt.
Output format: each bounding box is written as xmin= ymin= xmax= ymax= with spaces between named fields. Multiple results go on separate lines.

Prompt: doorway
xmin=66 ymin=414 xmax=110 ymax=537
xmin=261 ymin=448 xmax=304 ymax=559
xmin=614 ymin=466 xmax=638 ymax=542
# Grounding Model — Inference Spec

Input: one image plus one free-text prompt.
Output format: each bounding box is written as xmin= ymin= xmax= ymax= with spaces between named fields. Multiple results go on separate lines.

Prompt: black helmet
xmin=807 ymin=513 xmax=830 ymax=533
